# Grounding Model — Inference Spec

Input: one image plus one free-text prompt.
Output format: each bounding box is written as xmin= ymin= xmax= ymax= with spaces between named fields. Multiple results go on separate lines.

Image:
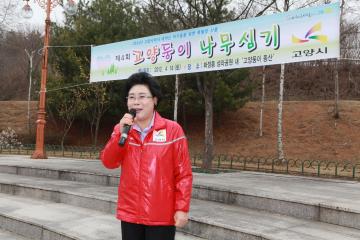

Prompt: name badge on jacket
xmin=153 ymin=129 xmax=166 ymax=142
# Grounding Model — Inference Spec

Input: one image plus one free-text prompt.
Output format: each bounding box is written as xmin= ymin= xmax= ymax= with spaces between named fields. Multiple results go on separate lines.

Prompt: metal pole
xmin=31 ymin=0 xmax=52 ymax=159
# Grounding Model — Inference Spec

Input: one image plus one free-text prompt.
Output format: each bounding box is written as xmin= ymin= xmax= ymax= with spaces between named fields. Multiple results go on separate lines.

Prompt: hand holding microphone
xmin=118 ymin=109 xmax=137 ymax=146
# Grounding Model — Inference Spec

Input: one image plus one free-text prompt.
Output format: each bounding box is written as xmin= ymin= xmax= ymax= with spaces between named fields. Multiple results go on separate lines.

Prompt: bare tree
xmin=81 ymin=83 xmax=110 ymax=147
xmin=259 ymin=66 xmax=266 ymax=137
xmin=273 ymin=0 xmax=326 ymax=161
xmin=174 ymin=75 xmax=180 ymax=122
xmin=0 ymin=29 xmax=42 ymax=101
xmin=333 ymin=0 xmax=347 ymax=119
xmin=56 ymin=89 xmax=86 ymax=151
xmin=0 ymin=0 xmax=16 ymax=33
xmin=277 ymin=63 xmax=286 ymax=160
xmin=196 ymin=73 xmax=215 ymax=169
xmin=275 ymin=0 xmax=290 ymax=161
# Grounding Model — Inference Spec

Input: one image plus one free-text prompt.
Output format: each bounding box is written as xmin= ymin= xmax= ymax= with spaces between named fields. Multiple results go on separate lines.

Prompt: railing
xmin=0 ymin=144 xmax=101 ymax=159
xmin=1 ymin=145 xmax=359 ymax=180
xmin=191 ymin=153 xmax=360 ymax=180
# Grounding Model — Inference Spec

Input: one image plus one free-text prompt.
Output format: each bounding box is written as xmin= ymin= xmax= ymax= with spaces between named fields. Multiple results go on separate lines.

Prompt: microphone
xmin=118 ymin=109 xmax=137 ymax=146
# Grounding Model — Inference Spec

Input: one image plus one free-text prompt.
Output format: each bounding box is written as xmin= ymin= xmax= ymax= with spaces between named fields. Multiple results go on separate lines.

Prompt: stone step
xmin=187 ymin=199 xmax=360 ymax=240
xmin=0 ymin=173 xmax=360 ymax=240
xmin=0 ymin=156 xmax=121 ymax=187
xmin=0 ymin=193 xmax=203 ymax=240
xmin=0 ymin=228 xmax=30 ymax=240
xmin=1 ymin=191 xmax=360 ymax=240
xmin=0 ymin=172 xmax=118 ymax=214
xmin=1 ymin=156 xmax=360 ymax=230
xmin=192 ymin=172 xmax=360 ymax=230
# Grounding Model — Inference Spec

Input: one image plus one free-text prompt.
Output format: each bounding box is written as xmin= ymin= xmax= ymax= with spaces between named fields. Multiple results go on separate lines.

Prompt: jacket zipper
xmin=137 ymin=141 xmax=143 ymax=223
xmin=137 ymin=129 xmax=153 ymax=223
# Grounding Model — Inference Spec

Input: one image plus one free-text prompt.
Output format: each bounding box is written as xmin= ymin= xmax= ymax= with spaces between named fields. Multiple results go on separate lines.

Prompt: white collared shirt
xmin=132 ymin=112 xmax=155 ymax=142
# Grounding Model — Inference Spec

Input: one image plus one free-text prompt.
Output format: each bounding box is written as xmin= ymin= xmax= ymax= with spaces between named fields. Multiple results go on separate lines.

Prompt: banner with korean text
xmin=90 ymin=2 xmax=339 ymax=82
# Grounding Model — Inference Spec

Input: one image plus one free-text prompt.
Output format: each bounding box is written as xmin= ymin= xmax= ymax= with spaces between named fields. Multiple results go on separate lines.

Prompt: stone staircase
xmin=0 ymin=154 xmax=360 ymax=240
xmin=0 ymin=228 xmax=29 ymax=240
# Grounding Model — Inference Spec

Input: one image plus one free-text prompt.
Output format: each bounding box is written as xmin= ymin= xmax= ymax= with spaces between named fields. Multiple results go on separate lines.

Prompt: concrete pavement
xmin=0 ymin=154 xmax=359 ymax=239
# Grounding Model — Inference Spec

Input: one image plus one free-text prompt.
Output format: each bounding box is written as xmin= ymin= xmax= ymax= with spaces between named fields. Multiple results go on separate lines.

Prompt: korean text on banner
xmin=90 ymin=2 xmax=340 ymax=82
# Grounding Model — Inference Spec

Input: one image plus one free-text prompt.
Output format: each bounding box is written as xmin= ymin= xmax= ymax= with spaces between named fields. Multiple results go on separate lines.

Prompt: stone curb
xmin=0 ymin=213 xmax=79 ymax=240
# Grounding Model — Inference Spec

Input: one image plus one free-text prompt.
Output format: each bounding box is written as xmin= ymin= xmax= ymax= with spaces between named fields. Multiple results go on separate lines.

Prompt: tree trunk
xmin=90 ymin=117 xmax=96 ymax=144
xmin=61 ymin=120 xmax=73 ymax=154
xmin=174 ymin=74 xmax=179 ymax=122
xmin=333 ymin=0 xmax=345 ymax=118
xmin=25 ymin=50 xmax=34 ymax=136
xmin=182 ymin=101 xmax=187 ymax=132
xmin=202 ymin=77 xmax=214 ymax=169
xmin=259 ymin=66 xmax=266 ymax=137
xmin=334 ymin=60 xmax=340 ymax=119
xmin=61 ymin=128 xmax=69 ymax=154
xmin=94 ymin=113 xmax=101 ymax=147
xmin=277 ymin=64 xmax=285 ymax=161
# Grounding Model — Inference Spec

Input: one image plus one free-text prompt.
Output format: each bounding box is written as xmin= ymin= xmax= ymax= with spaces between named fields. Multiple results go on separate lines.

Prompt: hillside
xmin=0 ymin=101 xmax=37 ymax=135
xmin=1 ymin=101 xmax=360 ymax=162
xmin=187 ymin=100 xmax=360 ymax=162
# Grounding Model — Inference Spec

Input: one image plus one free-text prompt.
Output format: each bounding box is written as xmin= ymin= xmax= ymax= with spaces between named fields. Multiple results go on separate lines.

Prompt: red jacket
xmin=100 ymin=112 xmax=193 ymax=225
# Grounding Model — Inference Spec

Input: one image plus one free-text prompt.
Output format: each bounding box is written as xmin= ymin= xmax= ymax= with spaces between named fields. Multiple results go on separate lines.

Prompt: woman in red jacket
xmin=100 ymin=72 xmax=193 ymax=240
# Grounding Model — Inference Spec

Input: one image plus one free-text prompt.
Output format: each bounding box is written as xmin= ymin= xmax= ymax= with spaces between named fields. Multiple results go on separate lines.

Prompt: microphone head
xmin=129 ymin=109 xmax=137 ymax=118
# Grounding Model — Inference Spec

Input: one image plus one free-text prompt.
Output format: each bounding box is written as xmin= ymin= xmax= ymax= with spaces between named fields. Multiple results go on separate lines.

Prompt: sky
xmin=14 ymin=1 xmax=66 ymax=32
xmin=12 ymin=0 xmax=360 ymax=32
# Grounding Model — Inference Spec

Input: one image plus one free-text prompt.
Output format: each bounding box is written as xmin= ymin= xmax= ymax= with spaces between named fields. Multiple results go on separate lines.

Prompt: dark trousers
xmin=121 ymin=221 xmax=176 ymax=240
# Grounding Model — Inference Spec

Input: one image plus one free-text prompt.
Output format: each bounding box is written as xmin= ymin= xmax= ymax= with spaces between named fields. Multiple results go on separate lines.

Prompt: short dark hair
xmin=124 ymin=72 xmax=162 ymax=104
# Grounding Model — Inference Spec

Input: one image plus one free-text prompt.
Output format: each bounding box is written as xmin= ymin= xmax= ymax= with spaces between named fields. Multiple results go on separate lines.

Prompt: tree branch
xmin=233 ymin=0 xmax=254 ymax=20
xmin=255 ymin=0 xmax=276 ymax=17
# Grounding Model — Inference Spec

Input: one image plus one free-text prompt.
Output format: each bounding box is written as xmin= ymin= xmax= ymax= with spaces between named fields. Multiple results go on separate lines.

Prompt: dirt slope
xmin=187 ymin=101 xmax=360 ymax=162
xmin=0 ymin=101 xmax=37 ymax=135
